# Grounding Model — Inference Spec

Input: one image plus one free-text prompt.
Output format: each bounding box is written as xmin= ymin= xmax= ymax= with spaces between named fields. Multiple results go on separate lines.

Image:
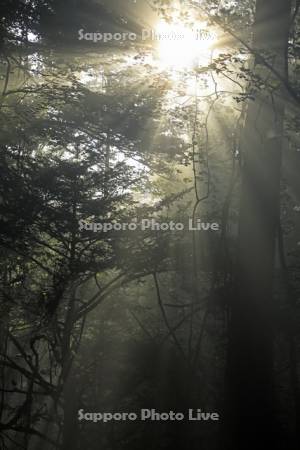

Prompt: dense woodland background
xmin=0 ymin=1 xmax=300 ymax=449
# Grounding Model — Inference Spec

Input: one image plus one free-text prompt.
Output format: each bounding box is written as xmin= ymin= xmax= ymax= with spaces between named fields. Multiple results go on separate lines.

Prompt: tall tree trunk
xmin=61 ymin=289 xmax=80 ymax=450
xmin=224 ymin=1 xmax=292 ymax=449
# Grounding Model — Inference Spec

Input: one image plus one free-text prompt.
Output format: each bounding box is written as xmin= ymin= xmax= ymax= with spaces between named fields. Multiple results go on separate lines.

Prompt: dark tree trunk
xmin=224 ymin=1 xmax=292 ymax=449
xmin=61 ymin=287 xmax=80 ymax=450
xmin=62 ymin=371 xmax=79 ymax=450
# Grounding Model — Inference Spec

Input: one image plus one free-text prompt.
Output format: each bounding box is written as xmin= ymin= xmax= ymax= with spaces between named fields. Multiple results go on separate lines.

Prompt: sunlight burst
xmin=156 ymin=20 xmax=216 ymax=69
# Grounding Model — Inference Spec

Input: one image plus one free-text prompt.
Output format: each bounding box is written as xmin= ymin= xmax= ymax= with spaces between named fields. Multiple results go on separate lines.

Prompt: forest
xmin=0 ymin=1 xmax=300 ymax=449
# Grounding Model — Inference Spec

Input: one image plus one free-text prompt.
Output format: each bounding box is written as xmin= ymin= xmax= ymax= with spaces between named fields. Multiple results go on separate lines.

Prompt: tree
xmin=225 ymin=1 xmax=293 ymax=450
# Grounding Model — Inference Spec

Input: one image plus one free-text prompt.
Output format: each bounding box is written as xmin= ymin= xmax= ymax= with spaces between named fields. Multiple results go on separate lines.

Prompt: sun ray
xmin=155 ymin=19 xmax=217 ymax=69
